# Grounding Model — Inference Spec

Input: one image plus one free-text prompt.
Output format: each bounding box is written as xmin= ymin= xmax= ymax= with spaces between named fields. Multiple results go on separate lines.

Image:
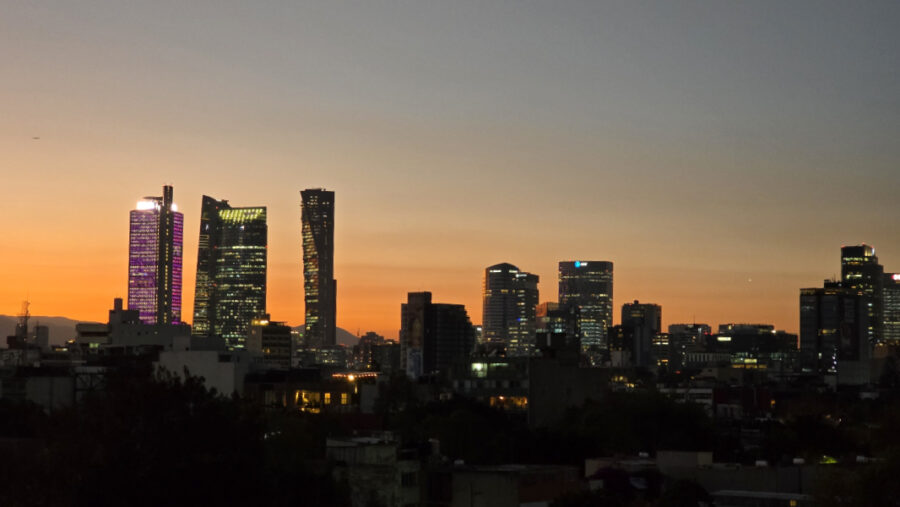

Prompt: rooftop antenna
xmin=19 ymin=300 xmax=30 ymax=337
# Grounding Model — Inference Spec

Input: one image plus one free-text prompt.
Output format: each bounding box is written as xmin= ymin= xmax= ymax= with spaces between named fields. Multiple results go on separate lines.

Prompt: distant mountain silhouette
xmin=336 ymin=327 xmax=359 ymax=346
xmin=0 ymin=315 xmax=98 ymax=347
xmin=291 ymin=325 xmax=360 ymax=347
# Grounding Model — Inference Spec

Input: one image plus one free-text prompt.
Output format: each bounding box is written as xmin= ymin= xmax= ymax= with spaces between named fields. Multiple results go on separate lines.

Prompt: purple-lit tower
xmin=128 ymin=185 xmax=183 ymax=324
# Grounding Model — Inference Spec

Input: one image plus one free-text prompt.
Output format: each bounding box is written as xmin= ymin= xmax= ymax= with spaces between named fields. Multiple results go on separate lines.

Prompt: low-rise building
xmin=247 ymin=318 xmax=292 ymax=370
xmin=449 ymin=464 xmax=581 ymax=507
xmin=327 ymin=436 xmax=423 ymax=507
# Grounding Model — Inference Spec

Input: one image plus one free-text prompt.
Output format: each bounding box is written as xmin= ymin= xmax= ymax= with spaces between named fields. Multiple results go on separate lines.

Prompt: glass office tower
xmin=128 ymin=185 xmax=183 ymax=325
xmin=841 ymin=244 xmax=884 ymax=343
xmin=884 ymin=273 xmax=900 ymax=342
xmin=301 ymin=189 xmax=336 ymax=347
xmin=482 ymin=263 xmax=539 ymax=356
xmin=192 ymin=195 xmax=267 ymax=349
xmin=192 ymin=196 xmax=230 ymax=337
xmin=559 ymin=260 xmax=613 ymax=355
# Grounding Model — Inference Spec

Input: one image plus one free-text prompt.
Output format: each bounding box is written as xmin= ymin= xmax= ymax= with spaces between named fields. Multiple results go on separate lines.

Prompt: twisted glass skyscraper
xmin=301 ymin=189 xmax=336 ymax=347
xmin=128 ymin=185 xmax=183 ymax=324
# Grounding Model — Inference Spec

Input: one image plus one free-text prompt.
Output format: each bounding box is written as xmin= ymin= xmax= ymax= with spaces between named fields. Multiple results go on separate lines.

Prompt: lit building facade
xmin=192 ymin=196 xmax=267 ymax=349
xmin=192 ymin=195 xmax=229 ymax=337
xmin=558 ymin=261 xmax=613 ymax=356
xmin=128 ymin=185 xmax=183 ymax=325
xmin=482 ymin=263 xmax=539 ymax=356
xmin=841 ymin=244 xmax=884 ymax=343
xmin=301 ymin=189 xmax=336 ymax=348
xmin=247 ymin=318 xmax=291 ymax=370
xmin=800 ymin=281 xmax=871 ymax=375
xmin=535 ymin=302 xmax=581 ymax=361
xmin=884 ymin=273 xmax=900 ymax=342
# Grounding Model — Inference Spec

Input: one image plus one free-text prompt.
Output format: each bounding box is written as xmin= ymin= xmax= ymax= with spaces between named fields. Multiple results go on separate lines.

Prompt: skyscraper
xmin=247 ymin=318 xmax=291 ymax=370
xmin=192 ymin=195 xmax=267 ymax=349
xmin=800 ymin=280 xmax=871 ymax=376
xmin=535 ymin=302 xmax=581 ymax=361
xmin=884 ymin=273 xmax=900 ymax=342
xmin=301 ymin=189 xmax=336 ymax=347
xmin=620 ymin=300 xmax=662 ymax=367
xmin=482 ymin=263 xmax=539 ymax=356
xmin=128 ymin=185 xmax=183 ymax=325
xmin=400 ymin=292 xmax=475 ymax=378
xmin=558 ymin=261 xmax=613 ymax=356
xmin=192 ymin=195 xmax=229 ymax=337
xmin=841 ymin=244 xmax=884 ymax=343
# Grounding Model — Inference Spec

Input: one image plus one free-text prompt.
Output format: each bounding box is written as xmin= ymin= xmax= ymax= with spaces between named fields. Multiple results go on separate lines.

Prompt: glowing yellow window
xmin=341 ymin=393 xmax=349 ymax=405
xmin=324 ymin=392 xmax=331 ymax=404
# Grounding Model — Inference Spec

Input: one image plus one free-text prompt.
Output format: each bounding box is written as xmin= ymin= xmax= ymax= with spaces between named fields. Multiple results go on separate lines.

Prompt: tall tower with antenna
xmin=6 ymin=300 xmax=30 ymax=349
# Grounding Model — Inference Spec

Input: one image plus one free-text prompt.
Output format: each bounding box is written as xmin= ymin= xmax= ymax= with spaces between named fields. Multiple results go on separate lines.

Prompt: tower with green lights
xmin=192 ymin=195 xmax=267 ymax=349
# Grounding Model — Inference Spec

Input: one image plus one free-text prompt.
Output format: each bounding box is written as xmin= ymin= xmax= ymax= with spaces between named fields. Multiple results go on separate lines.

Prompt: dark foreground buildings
xmin=301 ymin=189 xmax=336 ymax=348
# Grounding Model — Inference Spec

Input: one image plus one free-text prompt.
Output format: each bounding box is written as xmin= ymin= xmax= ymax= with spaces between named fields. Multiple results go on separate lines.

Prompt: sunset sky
xmin=2 ymin=1 xmax=899 ymax=339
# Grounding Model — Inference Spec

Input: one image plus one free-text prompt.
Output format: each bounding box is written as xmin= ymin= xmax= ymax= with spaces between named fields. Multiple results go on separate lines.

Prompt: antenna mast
xmin=19 ymin=300 xmax=30 ymax=336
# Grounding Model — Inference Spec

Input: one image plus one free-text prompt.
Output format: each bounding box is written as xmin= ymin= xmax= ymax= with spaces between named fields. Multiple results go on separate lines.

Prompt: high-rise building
xmin=884 ymin=273 xmax=900 ymax=342
xmin=353 ymin=331 xmax=387 ymax=370
xmin=247 ymin=317 xmax=291 ymax=370
xmin=558 ymin=260 xmax=613 ymax=356
xmin=666 ymin=324 xmax=711 ymax=371
xmin=668 ymin=323 xmax=712 ymax=340
xmin=301 ymin=189 xmax=336 ymax=348
xmin=800 ymin=280 xmax=871 ymax=376
xmin=619 ymin=300 xmax=662 ymax=367
xmin=128 ymin=185 xmax=183 ymax=325
xmin=400 ymin=292 xmax=475 ymax=378
xmin=192 ymin=196 xmax=230 ymax=337
xmin=841 ymin=245 xmax=884 ymax=343
xmin=191 ymin=196 xmax=267 ymax=349
xmin=482 ymin=263 xmax=539 ymax=356
xmin=713 ymin=323 xmax=797 ymax=368
xmin=535 ymin=302 xmax=581 ymax=361
xmin=192 ymin=196 xmax=268 ymax=349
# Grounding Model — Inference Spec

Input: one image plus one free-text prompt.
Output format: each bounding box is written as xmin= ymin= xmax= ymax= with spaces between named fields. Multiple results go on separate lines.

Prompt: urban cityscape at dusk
xmin=3 ymin=2 xmax=899 ymax=339
xmin=2 ymin=2 xmax=899 ymax=506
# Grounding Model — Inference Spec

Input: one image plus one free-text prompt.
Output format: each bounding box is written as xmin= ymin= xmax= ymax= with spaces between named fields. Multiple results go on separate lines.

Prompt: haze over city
xmin=2 ymin=1 xmax=899 ymax=338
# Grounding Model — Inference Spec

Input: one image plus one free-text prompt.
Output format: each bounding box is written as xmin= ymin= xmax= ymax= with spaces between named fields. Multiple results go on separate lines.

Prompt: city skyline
xmin=3 ymin=2 xmax=899 ymax=339
xmin=2 ymin=183 xmax=898 ymax=340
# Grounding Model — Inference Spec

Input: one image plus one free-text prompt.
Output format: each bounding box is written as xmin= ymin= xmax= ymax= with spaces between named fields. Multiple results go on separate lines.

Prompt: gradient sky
xmin=2 ymin=1 xmax=899 ymax=339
